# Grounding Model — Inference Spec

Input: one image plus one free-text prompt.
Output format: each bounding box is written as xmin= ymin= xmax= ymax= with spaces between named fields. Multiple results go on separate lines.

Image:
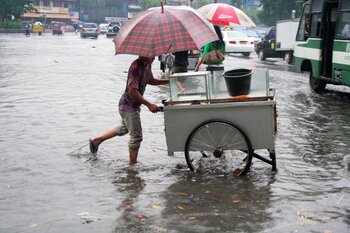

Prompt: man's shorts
xmin=117 ymin=110 xmax=143 ymax=149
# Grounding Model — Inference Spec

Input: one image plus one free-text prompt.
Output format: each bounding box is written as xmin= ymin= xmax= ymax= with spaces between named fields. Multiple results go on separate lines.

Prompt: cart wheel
xmin=184 ymin=120 xmax=253 ymax=176
xmin=165 ymin=55 xmax=174 ymax=73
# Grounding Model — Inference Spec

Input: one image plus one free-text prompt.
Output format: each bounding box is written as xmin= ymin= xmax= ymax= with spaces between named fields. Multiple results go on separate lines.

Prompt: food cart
xmin=163 ymin=68 xmax=277 ymax=176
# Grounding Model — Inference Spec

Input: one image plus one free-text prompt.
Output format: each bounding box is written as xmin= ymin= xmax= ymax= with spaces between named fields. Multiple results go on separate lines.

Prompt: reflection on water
xmin=113 ymin=168 xmax=147 ymax=233
xmin=161 ymin=173 xmax=274 ymax=233
xmin=0 ymin=34 xmax=349 ymax=233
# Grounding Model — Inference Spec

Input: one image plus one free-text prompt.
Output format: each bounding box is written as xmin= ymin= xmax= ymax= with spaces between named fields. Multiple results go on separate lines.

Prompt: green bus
xmin=294 ymin=0 xmax=350 ymax=92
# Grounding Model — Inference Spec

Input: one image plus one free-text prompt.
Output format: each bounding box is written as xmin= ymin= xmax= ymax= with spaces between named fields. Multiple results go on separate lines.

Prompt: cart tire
xmin=184 ymin=120 xmax=253 ymax=176
xmin=165 ymin=55 xmax=174 ymax=73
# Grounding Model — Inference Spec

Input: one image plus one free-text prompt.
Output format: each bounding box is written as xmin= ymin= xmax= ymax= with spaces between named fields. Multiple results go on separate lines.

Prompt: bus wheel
xmin=258 ymin=50 xmax=265 ymax=61
xmin=309 ymin=74 xmax=326 ymax=92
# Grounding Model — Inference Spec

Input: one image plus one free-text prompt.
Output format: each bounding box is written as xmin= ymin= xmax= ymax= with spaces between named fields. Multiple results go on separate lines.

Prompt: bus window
xmin=341 ymin=0 xmax=350 ymax=9
xmin=296 ymin=5 xmax=311 ymax=41
xmin=310 ymin=13 xmax=322 ymax=37
xmin=336 ymin=12 xmax=350 ymax=39
xmin=311 ymin=0 xmax=323 ymax=12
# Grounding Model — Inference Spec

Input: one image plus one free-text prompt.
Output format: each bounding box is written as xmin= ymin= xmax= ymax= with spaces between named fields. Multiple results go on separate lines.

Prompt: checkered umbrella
xmin=113 ymin=5 xmax=219 ymax=57
xmin=198 ymin=3 xmax=256 ymax=27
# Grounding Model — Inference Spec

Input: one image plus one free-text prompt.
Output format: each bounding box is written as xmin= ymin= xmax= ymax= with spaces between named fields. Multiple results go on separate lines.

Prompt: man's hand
xmin=147 ymin=103 xmax=160 ymax=113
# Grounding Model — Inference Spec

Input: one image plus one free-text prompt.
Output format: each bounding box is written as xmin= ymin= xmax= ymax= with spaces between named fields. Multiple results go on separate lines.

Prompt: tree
xmin=192 ymin=0 xmax=212 ymax=9
xmin=139 ymin=0 xmax=164 ymax=10
xmin=258 ymin=0 xmax=304 ymax=26
xmin=231 ymin=0 xmax=244 ymax=8
xmin=0 ymin=0 xmax=37 ymax=20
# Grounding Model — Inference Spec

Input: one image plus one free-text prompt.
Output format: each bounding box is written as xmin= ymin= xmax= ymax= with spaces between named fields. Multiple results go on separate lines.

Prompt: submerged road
xmin=0 ymin=33 xmax=349 ymax=233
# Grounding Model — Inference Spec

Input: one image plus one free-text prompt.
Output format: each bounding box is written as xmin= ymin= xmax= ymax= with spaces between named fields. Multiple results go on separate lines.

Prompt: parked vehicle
xmin=80 ymin=23 xmax=99 ymax=39
xmin=106 ymin=22 xmax=121 ymax=38
xmin=221 ymin=30 xmax=255 ymax=56
xmin=256 ymin=27 xmax=268 ymax=39
xmin=294 ymin=0 xmax=350 ymax=92
xmin=52 ymin=22 xmax=64 ymax=35
xmin=255 ymin=19 xmax=299 ymax=64
xmin=232 ymin=26 xmax=262 ymax=43
xmin=98 ymin=23 xmax=108 ymax=34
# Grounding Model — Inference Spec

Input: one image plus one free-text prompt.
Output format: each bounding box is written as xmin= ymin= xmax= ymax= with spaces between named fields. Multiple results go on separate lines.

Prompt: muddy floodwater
xmin=0 ymin=33 xmax=349 ymax=233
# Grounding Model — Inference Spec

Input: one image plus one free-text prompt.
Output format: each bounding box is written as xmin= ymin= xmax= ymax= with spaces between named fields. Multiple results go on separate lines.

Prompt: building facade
xmin=80 ymin=0 xmax=139 ymax=23
xmin=22 ymin=0 xmax=79 ymax=23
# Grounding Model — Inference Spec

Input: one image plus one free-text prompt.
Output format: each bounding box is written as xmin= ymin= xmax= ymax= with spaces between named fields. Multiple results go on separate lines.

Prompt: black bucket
xmin=224 ymin=69 xmax=252 ymax=96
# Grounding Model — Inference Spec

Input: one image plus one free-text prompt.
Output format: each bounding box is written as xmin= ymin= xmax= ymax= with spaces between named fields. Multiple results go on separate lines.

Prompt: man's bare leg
xmin=129 ymin=147 xmax=139 ymax=164
xmin=91 ymin=127 xmax=118 ymax=148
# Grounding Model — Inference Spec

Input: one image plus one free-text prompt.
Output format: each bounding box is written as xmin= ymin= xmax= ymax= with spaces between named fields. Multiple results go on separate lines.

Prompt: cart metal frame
xmin=163 ymin=69 xmax=277 ymax=175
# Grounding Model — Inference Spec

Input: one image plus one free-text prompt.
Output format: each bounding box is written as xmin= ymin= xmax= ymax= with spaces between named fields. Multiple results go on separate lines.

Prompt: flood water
xmin=0 ymin=33 xmax=349 ymax=233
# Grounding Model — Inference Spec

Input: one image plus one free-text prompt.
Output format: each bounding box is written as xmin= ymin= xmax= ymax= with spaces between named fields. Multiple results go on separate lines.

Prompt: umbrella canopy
xmin=197 ymin=3 xmax=256 ymax=28
xmin=113 ymin=5 xmax=219 ymax=57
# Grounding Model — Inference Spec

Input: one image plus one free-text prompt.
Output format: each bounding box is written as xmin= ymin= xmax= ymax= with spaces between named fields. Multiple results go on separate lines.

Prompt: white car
xmin=106 ymin=22 xmax=121 ymax=37
xmin=98 ymin=23 xmax=108 ymax=34
xmin=221 ymin=31 xmax=255 ymax=57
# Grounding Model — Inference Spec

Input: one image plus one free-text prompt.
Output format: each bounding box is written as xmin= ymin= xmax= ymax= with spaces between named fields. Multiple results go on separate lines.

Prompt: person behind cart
xmin=89 ymin=56 xmax=169 ymax=164
xmin=194 ymin=25 xmax=225 ymax=71
xmin=172 ymin=50 xmax=189 ymax=92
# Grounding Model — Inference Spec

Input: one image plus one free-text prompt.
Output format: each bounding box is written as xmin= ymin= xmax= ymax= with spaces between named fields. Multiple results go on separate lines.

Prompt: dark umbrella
xmin=113 ymin=5 xmax=219 ymax=57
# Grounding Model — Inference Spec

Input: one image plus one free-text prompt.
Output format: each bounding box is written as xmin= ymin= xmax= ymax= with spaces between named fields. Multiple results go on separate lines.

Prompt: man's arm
xmin=148 ymin=77 xmax=169 ymax=86
xmin=128 ymin=88 xmax=160 ymax=113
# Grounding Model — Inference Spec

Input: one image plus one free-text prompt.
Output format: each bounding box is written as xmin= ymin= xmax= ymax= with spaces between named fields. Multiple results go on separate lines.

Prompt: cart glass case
xmin=168 ymin=68 xmax=271 ymax=102
xmin=169 ymin=71 xmax=211 ymax=101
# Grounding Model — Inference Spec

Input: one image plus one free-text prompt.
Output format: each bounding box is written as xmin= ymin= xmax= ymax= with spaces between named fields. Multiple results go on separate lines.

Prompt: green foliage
xmin=0 ymin=20 xmax=24 ymax=29
xmin=244 ymin=9 xmax=262 ymax=26
xmin=139 ymin=0 xmax=164 ymax=10
xmin=192 ymin=0 xmax=212 ymax=9
xmin=230 ymin=0 xmax=244 ymax=8
xmin=0 ymin=0 xmax=37 ymax=20
xmin=258 ymin=0 xmax=304 ymax=26
xmin=138 ymin=0 xmax=212 ymax=10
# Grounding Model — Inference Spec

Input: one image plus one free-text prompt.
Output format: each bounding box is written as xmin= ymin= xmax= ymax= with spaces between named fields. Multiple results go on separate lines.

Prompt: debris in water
xmin=150 ymin=225 xmax=167 ymax=232
xmin=125 ymin=204 xmax=133 ymax=209
xmin=152 ymin=204 xmax=161 ymax=209
xmin=175 ymin=163 xmax=185 ymax=169
xmin=232 ymin=199 xmax=240 ymax=204
xmin=136 ymin=215 xmax=145 ymax=221
xmin=297 ymin=209 xmax=314 ymax=220
xmin=76 ymin=212 xmax=101 ymax=224
xmin=177 ymin=205 xmax=185 ymax=211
